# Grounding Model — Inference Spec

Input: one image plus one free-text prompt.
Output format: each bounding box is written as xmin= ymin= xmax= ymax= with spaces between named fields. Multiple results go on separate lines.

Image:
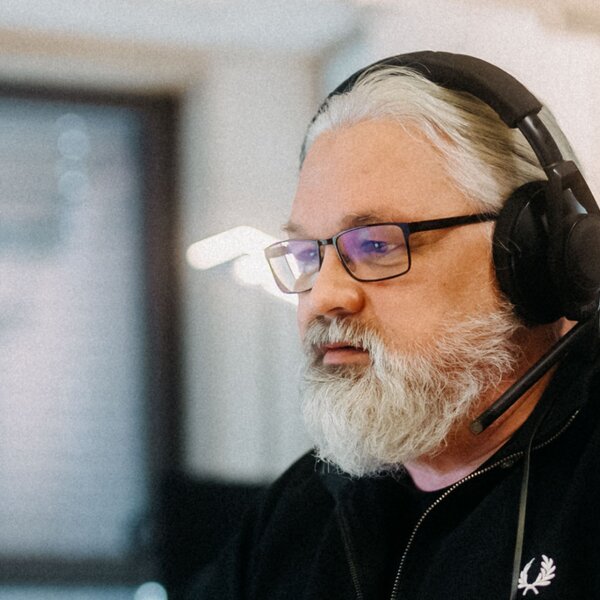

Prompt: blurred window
xmin=0 ymin=89 xmax=179 ymax=591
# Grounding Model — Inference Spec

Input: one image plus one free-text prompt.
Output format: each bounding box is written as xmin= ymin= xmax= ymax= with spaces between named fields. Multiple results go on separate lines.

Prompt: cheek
xmin=429 ymin=238 xmax=498 ymax=312
xmin=367 ymin=291 xmax=439 ymax=348
xmin=364 ymin=261 xmax=498 ymax=349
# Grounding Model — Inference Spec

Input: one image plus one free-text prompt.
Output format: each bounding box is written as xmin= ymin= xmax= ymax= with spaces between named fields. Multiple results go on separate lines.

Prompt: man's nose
xmin=305 ymin=245 xmax=365 ymax=319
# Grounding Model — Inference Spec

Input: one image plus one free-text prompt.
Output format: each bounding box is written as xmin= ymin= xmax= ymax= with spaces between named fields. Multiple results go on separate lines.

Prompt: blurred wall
xmin=0 ymin=0 xmax=599 ymax=484
xmin=179 ymin=52 xmax=320 ymax=480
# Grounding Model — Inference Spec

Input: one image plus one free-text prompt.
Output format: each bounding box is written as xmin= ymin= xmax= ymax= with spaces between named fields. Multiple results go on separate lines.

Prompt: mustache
xmin=302 ymin=317 xmax=380 ymax=358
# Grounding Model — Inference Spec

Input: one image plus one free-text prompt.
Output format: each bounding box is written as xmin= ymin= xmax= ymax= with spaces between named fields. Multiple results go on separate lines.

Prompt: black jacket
xmin=191 ymin=345 xmax=600 ymax=599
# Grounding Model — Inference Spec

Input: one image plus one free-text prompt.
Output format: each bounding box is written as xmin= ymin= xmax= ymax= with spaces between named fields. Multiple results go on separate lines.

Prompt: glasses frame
xmin=265 ymin=212 xmax=498 ymax=294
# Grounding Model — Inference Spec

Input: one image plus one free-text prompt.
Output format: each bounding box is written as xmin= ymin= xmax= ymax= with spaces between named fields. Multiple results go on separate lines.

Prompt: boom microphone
xmin=470 ymin=316 xmax=597 ymax=434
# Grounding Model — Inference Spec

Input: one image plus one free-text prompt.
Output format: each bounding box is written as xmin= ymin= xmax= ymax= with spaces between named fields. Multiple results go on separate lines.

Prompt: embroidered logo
xmin=518 ymin=555 xmax=556 ymax=596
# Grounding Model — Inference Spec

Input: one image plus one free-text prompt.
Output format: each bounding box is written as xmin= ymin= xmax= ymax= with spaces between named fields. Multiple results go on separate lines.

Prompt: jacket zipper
xmin=337 ymin=511 xmax=365 ymax=600
xmin=388 ymin=409 xmax=580 ymax=600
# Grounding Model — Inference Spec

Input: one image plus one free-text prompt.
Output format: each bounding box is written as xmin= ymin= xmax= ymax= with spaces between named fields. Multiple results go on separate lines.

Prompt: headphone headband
xmin=329 ymin=51 xmax=564 ymax=168
xmin=331 ymin=51 xmax=543 ymax=129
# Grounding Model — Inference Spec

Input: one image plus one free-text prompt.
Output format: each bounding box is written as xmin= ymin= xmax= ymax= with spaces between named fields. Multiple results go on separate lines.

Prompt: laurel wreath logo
xmin=517 ymin=555 xmax=556 ymax=596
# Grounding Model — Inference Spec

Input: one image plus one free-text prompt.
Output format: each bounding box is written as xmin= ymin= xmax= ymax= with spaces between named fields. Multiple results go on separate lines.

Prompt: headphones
xmin=324 ymin=51 xmax=600 ymax=325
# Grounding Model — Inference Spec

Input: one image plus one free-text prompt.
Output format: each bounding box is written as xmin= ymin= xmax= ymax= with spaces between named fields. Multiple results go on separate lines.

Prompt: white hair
xmin=301 ymin=65 xmax=577 ymax=213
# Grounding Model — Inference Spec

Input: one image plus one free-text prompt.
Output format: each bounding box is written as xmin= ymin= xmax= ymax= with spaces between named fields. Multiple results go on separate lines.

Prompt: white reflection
xmin=186 ymin=225 xmax=274 ymax=269
xmin=133 ymin=582 xmax=168 ymax=600
xmin=186 ymin=226 xmax=297 ymax=306
xmin=234 ymin=253 xmax=297 ymax=305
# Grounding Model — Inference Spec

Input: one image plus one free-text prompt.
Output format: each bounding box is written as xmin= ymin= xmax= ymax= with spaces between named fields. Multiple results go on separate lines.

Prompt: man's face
xmin=289 ymin=119 xmax=529 ymax=475
xmin=291 ymin=119 xmax=498 ymax=356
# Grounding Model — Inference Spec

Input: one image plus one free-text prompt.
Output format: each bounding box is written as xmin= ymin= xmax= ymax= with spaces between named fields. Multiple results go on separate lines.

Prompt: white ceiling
xmin=0 ymin=0 xmax=598 ymax=93
xmin=0 ymin=0 xmax=598 ymax=62
xmin=457 ymin=0 xmax=600 ymax=34
xmin=0 ymin=0 xmax=362 ymax=54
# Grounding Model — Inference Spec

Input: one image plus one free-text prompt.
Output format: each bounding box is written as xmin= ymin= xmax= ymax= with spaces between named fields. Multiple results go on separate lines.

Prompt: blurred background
xmin=0 ymin=0 xmax=599 ymax=598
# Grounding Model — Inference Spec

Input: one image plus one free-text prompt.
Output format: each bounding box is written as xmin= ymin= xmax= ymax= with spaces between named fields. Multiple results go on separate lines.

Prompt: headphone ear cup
xmin=493 ymin=181 xmax=563 ymax=324
xmin=556 ymin=199 xmax=600 ymax=320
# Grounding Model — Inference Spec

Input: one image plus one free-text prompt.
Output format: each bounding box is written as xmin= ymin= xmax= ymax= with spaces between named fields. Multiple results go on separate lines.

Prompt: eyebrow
xmin=282 ymin=211 xmax=396 ymax=238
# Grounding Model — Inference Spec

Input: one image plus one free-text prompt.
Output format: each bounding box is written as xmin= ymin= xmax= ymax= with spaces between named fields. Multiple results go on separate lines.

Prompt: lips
xmin=319 ymin=342 xmax=370 ymax=366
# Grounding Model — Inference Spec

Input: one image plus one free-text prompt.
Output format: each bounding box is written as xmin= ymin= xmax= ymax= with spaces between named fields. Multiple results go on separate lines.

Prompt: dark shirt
xmin=189 ymin=339 xmax=600 ymax=599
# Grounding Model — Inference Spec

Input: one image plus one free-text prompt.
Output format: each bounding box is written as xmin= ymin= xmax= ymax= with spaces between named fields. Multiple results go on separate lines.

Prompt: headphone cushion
xmin=564 ymin=215 xmax=600 ymax=290
xmin=493 ymin=181 xmax=563 ymax=324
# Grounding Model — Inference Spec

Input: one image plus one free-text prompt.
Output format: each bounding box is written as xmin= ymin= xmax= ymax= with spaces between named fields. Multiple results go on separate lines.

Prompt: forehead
xmin=288 ymin=119 xmax=474 ymax=238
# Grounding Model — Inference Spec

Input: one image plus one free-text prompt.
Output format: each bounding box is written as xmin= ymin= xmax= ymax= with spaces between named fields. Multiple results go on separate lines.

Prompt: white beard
xmin=300 ymin=305 xmax=524 ymax=477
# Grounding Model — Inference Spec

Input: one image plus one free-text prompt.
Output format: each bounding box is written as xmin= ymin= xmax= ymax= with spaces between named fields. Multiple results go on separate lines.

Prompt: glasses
xmin=264 ymin=213 xmax=497 ymax=294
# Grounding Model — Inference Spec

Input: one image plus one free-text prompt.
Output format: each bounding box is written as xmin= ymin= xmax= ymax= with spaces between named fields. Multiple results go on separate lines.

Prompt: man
xmin=192 ymin=53 xmax=600 ymax=598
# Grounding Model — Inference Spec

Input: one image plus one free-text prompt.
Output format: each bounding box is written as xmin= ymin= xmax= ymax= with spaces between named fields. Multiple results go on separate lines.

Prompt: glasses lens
xmin=337 ymin=224 xmax=409 ymax=280
xmin=265 ymin=239 xmax=320 ymax=293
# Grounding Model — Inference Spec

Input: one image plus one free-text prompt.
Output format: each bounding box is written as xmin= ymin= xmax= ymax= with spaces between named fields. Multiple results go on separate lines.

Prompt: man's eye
xmin=296 ymin=248 xmax=318 ymax=262
xmin=361 ymin=240 xmax=391 ymax=254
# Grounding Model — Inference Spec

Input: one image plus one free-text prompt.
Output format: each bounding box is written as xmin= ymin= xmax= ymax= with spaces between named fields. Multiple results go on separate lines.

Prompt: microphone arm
xmin=470 ymin=315 xmax=598 ymax=435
